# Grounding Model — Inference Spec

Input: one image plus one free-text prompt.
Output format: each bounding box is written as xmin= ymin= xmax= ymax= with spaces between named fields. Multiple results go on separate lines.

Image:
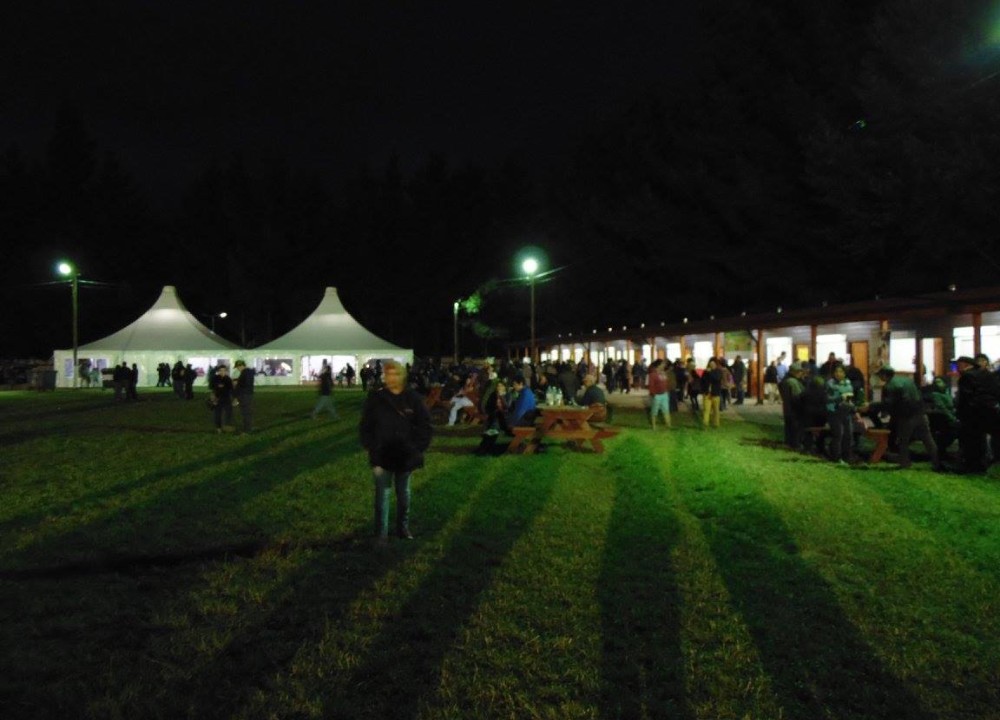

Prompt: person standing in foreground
xmin=233 ymin=360 xmax=255 ymax=433
xmin=360 ymin=360 xmax=433 ymax=547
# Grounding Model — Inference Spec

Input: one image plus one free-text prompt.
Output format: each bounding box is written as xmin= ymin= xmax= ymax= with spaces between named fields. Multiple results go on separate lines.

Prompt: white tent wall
xmin=52 ymin=352 xmax=236 ymax=388
xmin=250 ymin=351 xmax=414 ymax=386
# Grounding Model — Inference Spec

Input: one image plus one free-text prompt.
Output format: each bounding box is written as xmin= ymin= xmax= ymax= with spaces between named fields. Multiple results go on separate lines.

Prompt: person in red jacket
xmin=648 ymin=359 xmax=671 ymax=430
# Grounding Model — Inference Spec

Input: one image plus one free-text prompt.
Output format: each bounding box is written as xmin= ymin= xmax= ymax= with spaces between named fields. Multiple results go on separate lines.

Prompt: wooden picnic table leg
xmin=867 ymin=429 xmax=891 ymax=463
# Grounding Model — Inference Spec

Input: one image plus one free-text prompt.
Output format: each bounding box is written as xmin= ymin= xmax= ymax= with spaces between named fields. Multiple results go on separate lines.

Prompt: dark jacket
xmin=360 ymin=387 xmax=433 ymax=472
xmin=210 ymin=374 xmax=233 ymax=403
xmin=235 ymin=368 xmax=255 ymax=396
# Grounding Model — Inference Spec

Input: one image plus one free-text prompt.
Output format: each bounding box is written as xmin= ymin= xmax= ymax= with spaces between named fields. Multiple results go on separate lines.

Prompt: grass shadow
xmin=598 ymin=437 xmax=690 ymax=718
xmin=680 ymin=484 xmax=934 ymax=719
xmin=322 ymin=461 xmax=560 ymax=718
xmin=124 ymin=460 xmax=487 ymax=719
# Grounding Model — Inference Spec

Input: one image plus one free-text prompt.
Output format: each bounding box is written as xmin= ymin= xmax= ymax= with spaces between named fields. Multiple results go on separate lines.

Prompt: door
xmin=850 ymin=341 xmax=869 ymax=399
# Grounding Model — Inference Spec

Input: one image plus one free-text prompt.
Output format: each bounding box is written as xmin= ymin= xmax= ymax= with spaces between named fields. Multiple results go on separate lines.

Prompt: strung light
xmin=777 ymin=306 xmax=783 ymax=313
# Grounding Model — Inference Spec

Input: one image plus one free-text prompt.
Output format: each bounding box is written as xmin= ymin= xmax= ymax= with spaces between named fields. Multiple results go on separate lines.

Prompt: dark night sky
xmin=4 ymin=2 xmax=999 ymax=358
xmin=3 ymin=2 xmax=697 ymax=203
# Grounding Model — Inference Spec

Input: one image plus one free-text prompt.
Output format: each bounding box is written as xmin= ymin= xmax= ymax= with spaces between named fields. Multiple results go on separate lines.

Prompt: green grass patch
xmin=1 ymin=389 xmax=998 ymax=719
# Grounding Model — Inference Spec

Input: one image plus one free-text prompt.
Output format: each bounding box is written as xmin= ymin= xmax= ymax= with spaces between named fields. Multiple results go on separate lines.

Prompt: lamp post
xmin=453 ymin=300 xmax=460 ymax=364
xmin=522 ymin=257 xmax=538 ymax=364
xmin=57 ymin=261 xmax=79 ymax=388
xmin=210 ymin=311 xmax=228 ymax=334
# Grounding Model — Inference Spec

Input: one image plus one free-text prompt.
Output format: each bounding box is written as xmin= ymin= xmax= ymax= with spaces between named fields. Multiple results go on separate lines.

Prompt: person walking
xmin=312 ymin=362 xmax=339 ymax=420
xmin=360 ymin=360 xmax=432 ymax=547
xmin=233 ymin=359 xmax=255 ymax=433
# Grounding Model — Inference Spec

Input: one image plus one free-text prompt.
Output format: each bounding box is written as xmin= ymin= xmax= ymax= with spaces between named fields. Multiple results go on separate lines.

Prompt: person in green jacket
xmin=871 ymin=365 xmax=940 ymax=470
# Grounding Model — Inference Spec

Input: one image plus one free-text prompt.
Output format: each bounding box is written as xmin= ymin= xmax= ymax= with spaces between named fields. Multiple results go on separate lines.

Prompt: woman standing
xmin=825 ymin=364 xmax=859 ymax=464
xmin=360 ymin=360 xmax=433 ymax=546
xmin=647 ymin=359 xmax=671 ymax=430
xmin=701 ymin=358 xmax=723 ymax=428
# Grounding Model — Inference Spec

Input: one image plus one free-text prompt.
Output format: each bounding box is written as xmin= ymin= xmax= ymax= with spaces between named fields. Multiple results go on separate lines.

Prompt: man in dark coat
xmin=955 ymin=356 xmax=1000 ymax=472
xmin=360 ymin=360 xmax=432 ymax=546
xmin=233 ymin=360 xmax=255 ymax=433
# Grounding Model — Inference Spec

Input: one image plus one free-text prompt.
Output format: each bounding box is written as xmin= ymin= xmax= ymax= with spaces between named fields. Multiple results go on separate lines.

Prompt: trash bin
xmin=32 ymin=369 xmax=57 ymax=391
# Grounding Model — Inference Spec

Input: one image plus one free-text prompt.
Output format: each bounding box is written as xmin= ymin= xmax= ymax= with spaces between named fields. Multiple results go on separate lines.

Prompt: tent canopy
xmin=256 ymin=287 xmax=408 ymax=355
xmin=75 ymin=285 xmax=239 ymax=353
xmin=253 ymin=287 xmax=412 ymax=383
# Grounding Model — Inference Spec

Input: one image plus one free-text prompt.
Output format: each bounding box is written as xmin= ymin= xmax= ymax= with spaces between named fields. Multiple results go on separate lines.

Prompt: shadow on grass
xmin=0 ymin=431 xmax=366 ymax=716
xmin=681 ymin=485 xmax=933 ymax=719
xmin=598 ymin=437 xmax=690 ymax=719
xmin=0 ymin=416 xmax=320 ymax=542
xmin=322 ymin=462 xmax=560 ymax=718
xmin=132 ymin=460 xmax=490 ymax=719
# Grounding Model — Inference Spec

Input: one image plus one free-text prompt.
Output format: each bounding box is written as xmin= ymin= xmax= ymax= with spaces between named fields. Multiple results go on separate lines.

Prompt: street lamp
xmin=209 ymin=311 xmax=228 ymax=333
xmin=522 ymin=257 xmax=539 ymax=363
xmin=453 ymin=300 xmax=460 ymax=364
xmin=57 ymin=261 xmax=79 ymax=388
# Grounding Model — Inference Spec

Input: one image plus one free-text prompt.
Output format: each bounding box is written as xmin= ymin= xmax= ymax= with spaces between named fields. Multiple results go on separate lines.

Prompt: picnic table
xmin=507 ymin=404 xmax=618 ymax=454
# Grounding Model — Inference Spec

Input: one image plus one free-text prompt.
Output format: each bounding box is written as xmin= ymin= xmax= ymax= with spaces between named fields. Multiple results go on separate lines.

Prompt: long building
xmin=508 ymin=285 xmax=1000 ymax=399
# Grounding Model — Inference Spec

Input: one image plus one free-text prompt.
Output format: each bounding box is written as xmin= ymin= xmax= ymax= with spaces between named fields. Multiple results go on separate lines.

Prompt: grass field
xmin=1 ymin=388 xmax=998 ymax=719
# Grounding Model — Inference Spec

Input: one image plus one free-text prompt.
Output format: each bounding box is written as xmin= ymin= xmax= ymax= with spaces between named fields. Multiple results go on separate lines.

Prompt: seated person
xmin=504 ymin=373 xmax=537 ymax=431
xmin=798 ymin=375 xmax=829 ymax=453
xmin=533 ymin=372 xmax=550 ymax=404
xmin=483 ymin=381 xmax=507 ymax=432
xmin=578 ymin=373 xmax=608 ymax=422
xmin=447 ymin=376 xmax=477 ymax=425
xmin=557 ymin=362 xmax=581 ymax=404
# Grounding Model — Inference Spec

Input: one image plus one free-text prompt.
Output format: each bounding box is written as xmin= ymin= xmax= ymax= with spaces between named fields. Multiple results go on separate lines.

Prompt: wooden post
xmin=755 ymin=328 xmax=765 ymax=404
xmin=973 ymin=311 xmax=982 ymax=357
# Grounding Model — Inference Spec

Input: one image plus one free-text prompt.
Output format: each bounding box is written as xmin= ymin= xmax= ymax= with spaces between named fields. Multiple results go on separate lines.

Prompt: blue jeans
xmin=373 ymin=467 xmax=412 ymax=538
xmin=312 ymin=395 xmax=338 ymax=419
xmin=650 ymin=393 xmax=671 ymax=427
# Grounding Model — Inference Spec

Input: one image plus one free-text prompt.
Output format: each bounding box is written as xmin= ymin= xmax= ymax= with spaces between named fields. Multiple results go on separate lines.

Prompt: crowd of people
xmin=775 ymin=351 xmax=1000 ymax=472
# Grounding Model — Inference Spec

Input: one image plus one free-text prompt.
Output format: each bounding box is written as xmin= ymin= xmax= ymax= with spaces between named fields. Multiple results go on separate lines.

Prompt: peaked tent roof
xmin=75 ymin=285 xmax=239 ymax=353
xmin=256 ymin=287 xmax=408 ymax=354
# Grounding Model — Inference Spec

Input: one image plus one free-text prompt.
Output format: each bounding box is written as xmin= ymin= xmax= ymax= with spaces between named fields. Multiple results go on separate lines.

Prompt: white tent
xmin=252 ymin=287 xmax=413 ymax=385
xmin=52 ymin=286 xmax=240 ymax=388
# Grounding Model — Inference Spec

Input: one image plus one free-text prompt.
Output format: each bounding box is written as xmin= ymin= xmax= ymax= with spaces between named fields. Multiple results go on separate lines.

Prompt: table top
xmin=538 ymin=404 xmax=592 ymax=412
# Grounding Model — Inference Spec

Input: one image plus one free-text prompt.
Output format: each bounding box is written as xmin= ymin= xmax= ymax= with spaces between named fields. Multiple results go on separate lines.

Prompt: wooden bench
xmin=507 ymin=426 xmax=537 ymax=454
xmin=799 ymin=425 xmax=827 ymax=454
xmin=865 ymin=428 xmax=891 ymax=464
